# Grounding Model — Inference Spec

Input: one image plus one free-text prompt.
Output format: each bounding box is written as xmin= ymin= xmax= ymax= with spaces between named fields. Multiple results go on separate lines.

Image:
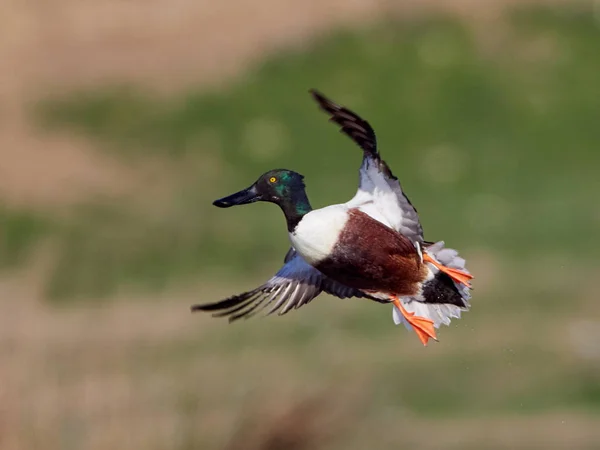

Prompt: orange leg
xmin=423 ymin=254 xmax=473 ymax=288
xmin=391 ymin=296 xmax=437 ymax=346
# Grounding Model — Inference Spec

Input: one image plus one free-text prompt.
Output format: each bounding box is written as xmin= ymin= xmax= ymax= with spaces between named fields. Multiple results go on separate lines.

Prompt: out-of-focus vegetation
xmin=0 ymin=207 xmax=51 ymax=268
xmin=32 ymin=6 xmax=600 ymax=300
xmin=2 ymin=4 xmax=599 ymax=450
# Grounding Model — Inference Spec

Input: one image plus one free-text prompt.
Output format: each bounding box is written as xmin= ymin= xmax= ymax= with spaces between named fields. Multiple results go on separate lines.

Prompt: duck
xmin=191 ymin=90 xmax=472 ymax=345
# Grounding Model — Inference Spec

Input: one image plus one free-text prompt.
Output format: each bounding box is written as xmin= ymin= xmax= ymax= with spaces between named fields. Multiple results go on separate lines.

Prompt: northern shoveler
xmin=191 ymin=90 xmax=473 ymax=345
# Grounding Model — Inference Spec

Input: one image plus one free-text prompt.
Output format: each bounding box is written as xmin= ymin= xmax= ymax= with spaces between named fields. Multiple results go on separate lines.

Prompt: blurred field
xmin=1 ymin=1 xmax=600 ymax=450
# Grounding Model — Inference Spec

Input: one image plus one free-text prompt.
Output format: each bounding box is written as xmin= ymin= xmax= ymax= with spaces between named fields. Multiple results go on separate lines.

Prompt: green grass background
xmin=5 ymin=5 xmax=600 ymax=448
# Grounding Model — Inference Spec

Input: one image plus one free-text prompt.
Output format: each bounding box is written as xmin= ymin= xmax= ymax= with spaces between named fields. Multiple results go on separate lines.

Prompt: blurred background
xmin=1 ymin=0 xmax=599 ymax=449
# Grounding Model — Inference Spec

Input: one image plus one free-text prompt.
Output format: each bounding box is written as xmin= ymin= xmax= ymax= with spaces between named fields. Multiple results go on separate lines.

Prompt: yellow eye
xmin=269 ymin=177 xmax=277 ymax=183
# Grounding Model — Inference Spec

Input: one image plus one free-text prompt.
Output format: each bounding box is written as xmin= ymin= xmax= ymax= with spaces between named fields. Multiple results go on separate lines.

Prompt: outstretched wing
xmin=191 ymin=250 xmax=367 ymax=322
xmin=310 ymin=90 xmax=424 ymax=243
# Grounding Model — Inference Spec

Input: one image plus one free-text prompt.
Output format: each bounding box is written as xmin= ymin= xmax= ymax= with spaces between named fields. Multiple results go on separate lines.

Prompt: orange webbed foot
xmin=392 ymin=297 xmax=437 ymax=346
xmin=423 ymin=253 xmax=473 ymax=288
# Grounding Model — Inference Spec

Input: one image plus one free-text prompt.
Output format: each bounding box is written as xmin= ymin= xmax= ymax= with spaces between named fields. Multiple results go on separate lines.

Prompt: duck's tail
xmin=393 ymin=241 xmax=472 ymax=334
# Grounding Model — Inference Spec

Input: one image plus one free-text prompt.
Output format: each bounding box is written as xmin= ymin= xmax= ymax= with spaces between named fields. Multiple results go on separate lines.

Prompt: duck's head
xmin=213 ymin=169 xmax=307 ymax=208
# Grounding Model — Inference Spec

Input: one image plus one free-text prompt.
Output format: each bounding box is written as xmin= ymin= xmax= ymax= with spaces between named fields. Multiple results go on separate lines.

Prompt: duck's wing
xmin=191 ymin=250 xmax=367 ymax=322
xmin=310 ymin=90 xmax=424 ymax=243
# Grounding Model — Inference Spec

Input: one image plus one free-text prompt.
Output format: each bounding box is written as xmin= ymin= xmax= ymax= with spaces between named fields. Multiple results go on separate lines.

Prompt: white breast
xmin=289 ymin=204 xmax=349 ymax=266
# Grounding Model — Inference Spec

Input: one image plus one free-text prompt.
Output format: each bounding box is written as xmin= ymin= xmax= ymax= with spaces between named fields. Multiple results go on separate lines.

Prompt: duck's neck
xmin=279 ymin=189 xmax=312 ymax=232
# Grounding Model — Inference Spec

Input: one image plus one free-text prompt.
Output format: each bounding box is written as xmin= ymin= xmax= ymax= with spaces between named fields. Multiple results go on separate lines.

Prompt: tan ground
xmin=1 ymin=264 xmax=598 ymax=450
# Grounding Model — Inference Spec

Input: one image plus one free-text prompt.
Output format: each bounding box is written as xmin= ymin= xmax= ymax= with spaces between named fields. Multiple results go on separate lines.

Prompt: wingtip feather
xmin=309 ymin=88 xmax=325 ymax=101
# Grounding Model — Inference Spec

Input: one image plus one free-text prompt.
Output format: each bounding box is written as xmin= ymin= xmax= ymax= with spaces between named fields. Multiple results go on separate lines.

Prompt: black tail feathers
xmin=421 ymin=272 xmax=468 ymax=308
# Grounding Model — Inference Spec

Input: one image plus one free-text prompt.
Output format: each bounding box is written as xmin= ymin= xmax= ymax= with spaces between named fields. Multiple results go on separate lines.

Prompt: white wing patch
xmin=310 ymin=89 xmax=423 ymax=242
xmin=346 ymin=157 xmax=423 ymax=242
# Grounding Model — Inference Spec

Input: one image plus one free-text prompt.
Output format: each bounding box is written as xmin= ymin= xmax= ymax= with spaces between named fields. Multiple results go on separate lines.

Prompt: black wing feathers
xmin=309 ymin=89 xmax=398 ymax=181
xmin=310 ymin=89 xmax=377 ymax=156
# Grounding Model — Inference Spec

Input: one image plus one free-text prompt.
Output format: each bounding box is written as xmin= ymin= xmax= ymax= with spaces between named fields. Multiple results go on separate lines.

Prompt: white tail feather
xmin=392 ymin=241 xmax=471 ymax=330
xmin=393 ymin=300 xmax=464 ymax=329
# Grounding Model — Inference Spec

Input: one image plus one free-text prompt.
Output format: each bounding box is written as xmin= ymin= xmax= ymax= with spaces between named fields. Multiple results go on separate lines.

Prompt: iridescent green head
xmin=213 ymin=169 xmax=312 ymax=231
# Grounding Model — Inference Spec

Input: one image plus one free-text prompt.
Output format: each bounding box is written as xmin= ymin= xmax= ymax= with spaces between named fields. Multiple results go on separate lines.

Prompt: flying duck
xmin=191 ymin=90 xmax=473 ymax=345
